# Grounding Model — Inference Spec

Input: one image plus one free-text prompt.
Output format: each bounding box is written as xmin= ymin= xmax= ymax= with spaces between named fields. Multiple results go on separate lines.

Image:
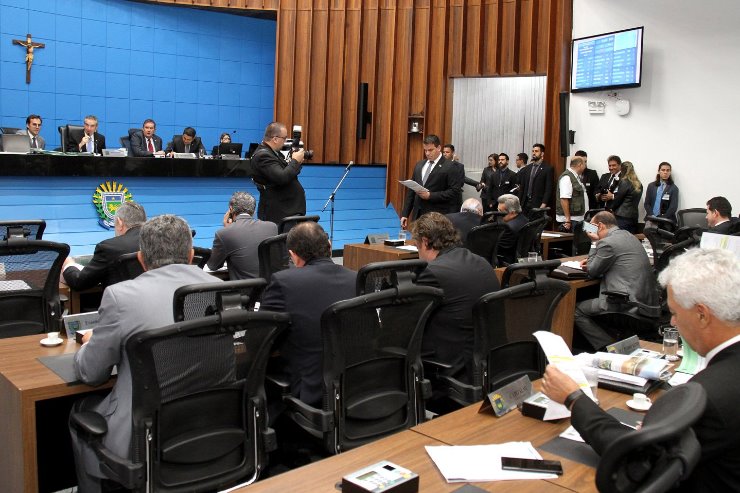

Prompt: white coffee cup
xmin=47 ymin=331 xmax=60 ymax=341
xmin=632 ymin=393 xmax=651 ymax=406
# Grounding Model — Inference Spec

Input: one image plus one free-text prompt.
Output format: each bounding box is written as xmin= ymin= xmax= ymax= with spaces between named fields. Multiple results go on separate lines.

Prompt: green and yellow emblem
xmin=93 ymin=181 xmax=133 ymax=229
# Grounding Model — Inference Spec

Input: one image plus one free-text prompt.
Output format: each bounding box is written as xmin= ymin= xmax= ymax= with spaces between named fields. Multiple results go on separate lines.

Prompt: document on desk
xmin=534 ymin=331 xmax=594 ymax=420
xmin=425 ymin=442 xmax=557 ymax=482
xmin=396 ymin=245 xmax=418 ymax=252
xmin=398 ymin=180 xmax=428 ymax=193
xmin=540 ymin=232 xmax=562 ymax=238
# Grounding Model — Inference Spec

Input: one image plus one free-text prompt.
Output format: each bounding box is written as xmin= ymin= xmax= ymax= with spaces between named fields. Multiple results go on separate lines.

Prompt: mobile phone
xmin=501 ymin=457 xmax=563 ymax=475
xmin=583 ymin=222 xmax=598 ymax=234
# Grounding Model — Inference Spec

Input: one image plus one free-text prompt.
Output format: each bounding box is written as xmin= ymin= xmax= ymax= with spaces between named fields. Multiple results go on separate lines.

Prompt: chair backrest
xmin=596 ymin=382 xmax=707 ymax=493
xmin=465 ymin=223 xmax=508 ymax=265
xmin=655 ymin=237 xmax=696 ymax=274
xmin=0 ymin=127 xmax=21 ymax=134
xmin=316 ymin=284 xmax=443 ymax=453
xmin=676 ymin=208 xmax=708 ymax=229
xmin=500 ymin=259 xmax=561 ymax=288
xmin=584 ymin=208 xmax=605 ymax=222
xmin=126 ymin=309 xmax=290 ymax=490
xmin=0 ymin=239 xmax=69 ymax=337
xmin=355 ymin=259 xmax=427 ymax=295
xmin=0 ymin=219 xmax=45 ymax=241
xmin=514 ymin=216 xmax=549 ymax=259
xmin=643 ymin=225 xmax=675 ymax=261
xmin=58 ymin=125 xmax=68 ymax=152
xmin=119 ymin=135 xmax=132 ymax=152
xmin=472 ymin=278 xmax=571 ymax=391
xmin=173 ymin=279 xmax=267 ymax=321
xmin=114 ymin=252 xmax=145 ymax=282
xmin=66 ymin=125 xmax=85 ymax=150
xmin=278 ymin=215 xmax=320 ymax=234
xmin=481 ymin=211 xmax=507 ymax=224
xmin=571 ymin=220 xmax=592 ymax=256
xmin=257 ymin=233 xmax=289 ymax=281
xmin=192 ymin=246 xmax=212 ymax=268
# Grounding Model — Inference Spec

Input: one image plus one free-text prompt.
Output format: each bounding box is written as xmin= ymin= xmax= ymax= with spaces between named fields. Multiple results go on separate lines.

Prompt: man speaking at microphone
xmin=251 ymin=122 xmax=306 ymax=225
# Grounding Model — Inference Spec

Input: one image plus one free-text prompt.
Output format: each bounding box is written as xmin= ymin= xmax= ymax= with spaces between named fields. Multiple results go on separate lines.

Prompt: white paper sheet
xmin=425 ymin=441 xmax=557 ymax=482
xmin=399 ymin=180 xmax=429 ymax=193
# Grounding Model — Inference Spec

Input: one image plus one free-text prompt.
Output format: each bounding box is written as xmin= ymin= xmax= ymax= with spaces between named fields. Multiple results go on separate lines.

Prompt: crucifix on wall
xmin=12 ymin=34 xmax=45 ymax=84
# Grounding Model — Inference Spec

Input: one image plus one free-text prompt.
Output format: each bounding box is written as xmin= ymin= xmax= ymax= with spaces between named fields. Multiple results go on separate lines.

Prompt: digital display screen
xmin=571 ymin=26 xmax=644 ymax=93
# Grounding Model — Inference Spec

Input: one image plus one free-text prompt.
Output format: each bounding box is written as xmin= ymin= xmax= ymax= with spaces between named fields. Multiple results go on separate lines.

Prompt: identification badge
xmin=662 ymin=193 xmax=670 ymax=200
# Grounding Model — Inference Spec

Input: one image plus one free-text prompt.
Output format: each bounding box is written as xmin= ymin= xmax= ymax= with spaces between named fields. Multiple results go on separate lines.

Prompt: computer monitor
xmin=1 ymin=134 xmax=31 ymax=153
xmin=218 ymin=143 xmax=243 ymax=157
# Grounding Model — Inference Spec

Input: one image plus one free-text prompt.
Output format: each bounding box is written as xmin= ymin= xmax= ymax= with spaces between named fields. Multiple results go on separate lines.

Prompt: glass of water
xmin=662 ymin=326 xmax=680 ymax=361
xmin=528 ymin=251 xmax=538 ymax=263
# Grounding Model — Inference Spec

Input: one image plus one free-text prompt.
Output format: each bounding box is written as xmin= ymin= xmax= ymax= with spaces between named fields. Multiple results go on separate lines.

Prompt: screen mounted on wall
xmin=571 ymin=26 xmax=644 ymax=93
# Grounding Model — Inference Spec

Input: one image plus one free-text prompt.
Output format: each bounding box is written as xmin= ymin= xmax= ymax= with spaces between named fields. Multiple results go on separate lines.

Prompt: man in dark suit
xmin=67 ymin=115 xmax=106 ymax=154
xmin=251 ymin=121 xmax=306 ymax=225
xmin=62 ymin=201 xmax=146 ymax=291
xmin=706 ymin=196 xmax=734 ymax=234
xmin=400 ymin=134 xmax=464 ymax=230
xmin=207 ymin=191 xmax=278 ymax=280
xmin=166 ymin=126 xmax=206 ymax=155
xmin=486 ymin=153 xmax=517 ymax=210
xmin=543 ymin=248 xmax=740 ymax=492
xmin=443 ymin=143 xmax=480 ymax=211
xmin=595 ymin=155 xmax=627 ymax=211
xmin=519 ymin=143 xmax=554 ymax=216
xmin=70 ymin=214 xmax=221 ymax=493
xmin=512 ymin=152 xmax=528 ymax=199
xmin=129 ymin=119 xmax=164 ymax=157
xmin=16 ymin=114 xmax=45 ymax=149
xmin=575 ymin=150 xmax=599 ymax=209
xmin=575 ymin=211 xmax=659 ymax=350
xmin=446 ymin=198 xmax=483 ymax=244
xmin=260 ymin=222 xmax=355 ymax=406
xmin=496 ymin=194 xmax=529 ymax=265
xmin=411 ymin=212 xmax=500 ymax=381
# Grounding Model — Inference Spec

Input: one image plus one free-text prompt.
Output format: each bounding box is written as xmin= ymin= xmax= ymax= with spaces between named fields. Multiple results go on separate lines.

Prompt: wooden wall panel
xmin=138 ymin=0 xmax=573 ymax=213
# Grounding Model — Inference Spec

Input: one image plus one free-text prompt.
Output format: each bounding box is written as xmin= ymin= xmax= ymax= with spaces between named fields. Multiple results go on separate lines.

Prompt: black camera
xmin=281 ymin=125 xmax=314 ymax=160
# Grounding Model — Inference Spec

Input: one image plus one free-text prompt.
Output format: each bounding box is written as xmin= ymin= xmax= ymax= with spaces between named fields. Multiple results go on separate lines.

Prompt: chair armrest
xmin=422 ymin=357 xmax=454 ymax=373
xmin=644 ymin=215 xmax=676 ymax=231
xmin=265 ymin=373 xmax=290 ymax=394
xmin=70 ymin=411 xmax=108 ymax=437
xmin=283 ymin=396 xmax=333 ymax=433
xmin=602 ymin=290 xmax=631 ymax=304
xmin=437 ymin=375 xmax=482 ymax=406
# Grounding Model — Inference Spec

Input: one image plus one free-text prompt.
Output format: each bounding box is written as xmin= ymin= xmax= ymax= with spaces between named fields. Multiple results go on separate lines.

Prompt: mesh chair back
xmin=514 ymin=216 xmax=548 ymax=259
xmin=317 ymin=284 xmax=443 ymax=453
xmin=192 ymin=246 xmax=212 ymax=268
xmin=465 ymin=223 xmax=507 ymax=265
xmin=258 ymin=233 xmax=289 ymax=281
xmin=472 ymin=278 xmax=570 ymax=391
xmin=596 ymin=382 xmax=707 ymax=493
xmin=278 ymin=215 xmax=320 ymax=234
xmin=0 ymin=220 xmax=45 ymax=240
xmin=115 ymin=252 xmax=145 ymax=282
xmin=655 ymin=237 xmax=696 ymax=274
xmin=0 ymin=239 xmax=69 ymax=337
xmin=126 ymin=310 xmax=290 ymax=490
xmin=500 ymin=259 xmax=561 ymax=288
xmin=173 ymin=279 xmax=267 ymax=321
xmin=355 ymin=259 xmax=427 ymax=295
xmin=676 ymin=208 xmax=708 ymax=229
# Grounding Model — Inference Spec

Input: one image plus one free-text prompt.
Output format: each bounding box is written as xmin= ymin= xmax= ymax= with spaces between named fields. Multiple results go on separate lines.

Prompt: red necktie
xmin=147 ymin=139 xmax=154 ymax=152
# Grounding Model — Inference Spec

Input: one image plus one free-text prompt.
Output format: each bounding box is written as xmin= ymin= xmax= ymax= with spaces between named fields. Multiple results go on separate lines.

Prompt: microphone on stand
xmin=346 ymin=160 xmax=353 ymax=171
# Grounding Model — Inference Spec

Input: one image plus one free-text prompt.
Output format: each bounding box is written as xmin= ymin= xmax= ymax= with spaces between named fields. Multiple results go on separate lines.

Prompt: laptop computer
xmin=1 ymin=133 xmax=31 ymax=153
xmin=218 ymin=142 xmax=243 ymax=158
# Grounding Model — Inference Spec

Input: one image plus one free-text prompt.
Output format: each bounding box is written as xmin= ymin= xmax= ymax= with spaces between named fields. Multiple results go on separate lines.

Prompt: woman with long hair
xmin=613 ymin=161 xmax=642 ymax=233
xmin=644 ymin=162 xmax=679 ymax=224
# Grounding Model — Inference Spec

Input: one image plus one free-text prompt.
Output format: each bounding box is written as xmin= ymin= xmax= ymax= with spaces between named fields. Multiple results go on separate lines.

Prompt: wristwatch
xmin=564 ymin=389 xmax=585 ymax=410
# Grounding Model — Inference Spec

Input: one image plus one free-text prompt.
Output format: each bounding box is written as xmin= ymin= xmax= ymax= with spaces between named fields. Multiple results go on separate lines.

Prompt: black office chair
xmin=0 ymin=219 xmax=45 ymax=241
xmin=65 ymin=125 xmax=85 ymax=152
xmin=676 ymin=208 xmax=708 ymax=229
xmin=119 ymin=128 xmax=139 ymax=154
xmin=500 ymin=259 xmax=561 ymax=288
xmin=0 ymin=239 xmax=69 ymax=338
xmin=654 ymin=237 xmax=696 ymax=274
xmin=481 ymin=211 xmax=507 ymax=224
xmin=355 ymin=259 xmax=427 ymax=295
xmin=114 ymin=252 xmax=145 ymax=282
xmin=465 ymin=223 xmax=507 ymax=266
xmin=173 ymin=279 xmax=267 ymax=321
xmin=281 ymin=281 xmax=443 ymax=454
xmin=0 ymin=127 xmax=21 ymax=134
xmin=192 ymin=246 xmax=212 ymax=268
xmin=590 ymin=290 xmax=666 ymax=344
xmin=642 ymin=223 xmax=675 ymax=262
xmin=257 ymin=233 xmax=289 ymax=281
xmin=58 ymin=125 xmax=69 ymax=152
xmin=508 ymin=215 xmax=548 ymax=263
xmin=595 ymin=382 xmax=707 ymax=493
xmin=278 ymin=215 xmax=320 ymax=234
xmin=70 ymin=309 xmax=291 ymax=491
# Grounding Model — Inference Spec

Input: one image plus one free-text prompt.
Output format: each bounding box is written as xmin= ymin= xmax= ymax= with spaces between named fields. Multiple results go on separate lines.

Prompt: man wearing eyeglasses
xmin=19 ymin=114 xmax=45 ymax=149
xmin=251 ymin=121 xmax=306 ymax=224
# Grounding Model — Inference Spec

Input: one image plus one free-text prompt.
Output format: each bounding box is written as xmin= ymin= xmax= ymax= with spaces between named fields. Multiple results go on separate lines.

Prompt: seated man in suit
xmin=706 ymin=196 xmax=734 ymax=234
xmin=62 ymin=201 xmax=146 ymax=291
xmin=70 ymin=214 xmax=220 ymax=492
xmin=129 ymin=119 xmax=165 ymax=157
xmin=166 ymin=126 xmax=206 ymax=156
xmin=18 ymin=114 xmax=45 ymax=149
xmin=411 ymin=212 xmax=499 ymax=383
xmin=400 ymin=134 xmax=463 ymax=230
xmin=574 ymin=211 xmax=659 ymax=351
xmin=260 ymin=222 xmax=356 ymax=406
xmin=446 ymin=198 xmax=483 ymax=244
xmin=68 ymin=115 xmax=106 ymax=154
xmin=207 ymin=191 xmax=278 ymax=280
xmin=543 ymin=248 xmax=740 ymax=492
xmin=496 ymin=194 xmax=529 ymax=264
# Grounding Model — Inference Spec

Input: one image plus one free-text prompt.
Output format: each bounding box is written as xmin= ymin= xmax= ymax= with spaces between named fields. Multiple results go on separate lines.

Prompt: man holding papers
xmin=542 ymin=248 xmax=740 ymax=492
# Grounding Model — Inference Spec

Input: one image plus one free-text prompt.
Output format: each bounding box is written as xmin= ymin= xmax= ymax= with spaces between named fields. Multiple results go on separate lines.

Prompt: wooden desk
xmin=239 ymin=429 xmax=567 ymax=492
xmin=0 ymin=334 xmax=113 ymax=493
xmin=539 ymin=232 xmax=574 ymax=260
xmin=343 ymin=243 xmax=418 ymax=271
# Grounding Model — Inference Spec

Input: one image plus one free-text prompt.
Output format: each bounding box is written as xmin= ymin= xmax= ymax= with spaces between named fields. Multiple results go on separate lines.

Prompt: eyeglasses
xmin=274 ymin=134 xmax=288 ymax=140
